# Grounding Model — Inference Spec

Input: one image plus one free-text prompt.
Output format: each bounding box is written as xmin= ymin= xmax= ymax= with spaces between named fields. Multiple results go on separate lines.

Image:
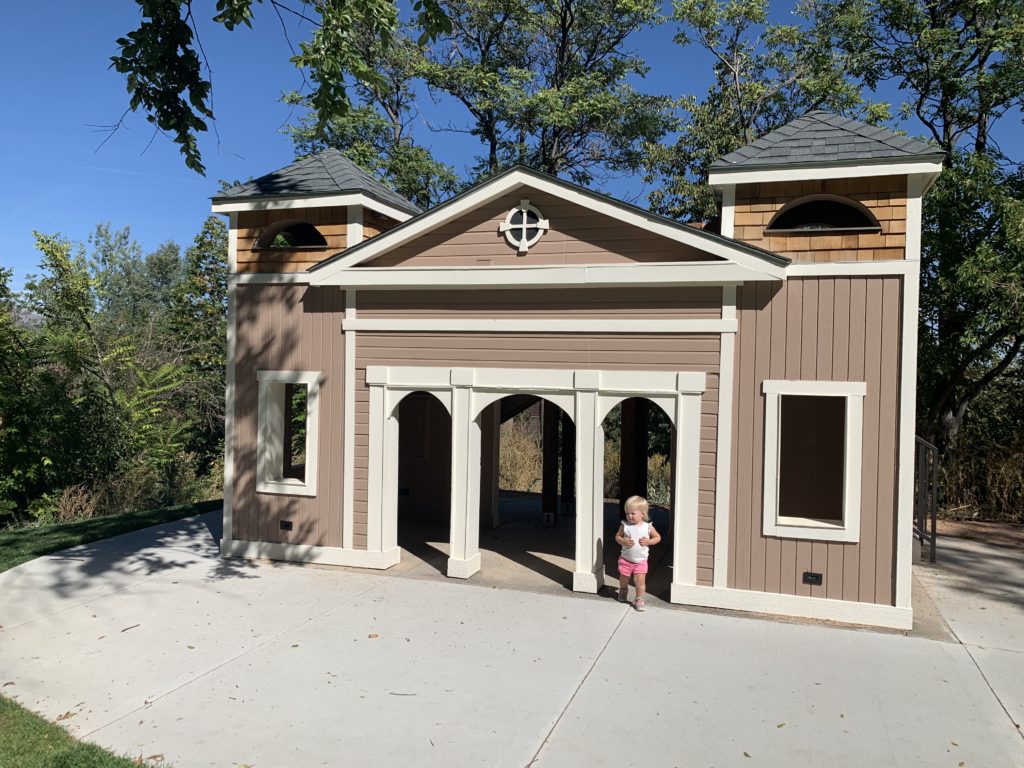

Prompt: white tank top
xmin=620 ymin=522 xmax=651 ymax=563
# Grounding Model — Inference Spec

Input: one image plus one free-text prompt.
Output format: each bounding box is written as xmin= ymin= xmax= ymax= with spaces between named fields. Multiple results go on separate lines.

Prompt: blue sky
xmin=0 ymin=3 xmax=1018 ymax=292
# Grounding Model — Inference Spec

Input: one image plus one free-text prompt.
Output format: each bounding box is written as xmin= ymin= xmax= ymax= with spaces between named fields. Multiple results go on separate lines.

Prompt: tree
xmin=285 ymin=27 xmax=459 ymax=209
xmin=819 ymin=0 xmax=1024 ymax=447
xmin=647 ymin=0 xmax=884 ymax=221
xmin=112 ymin=0 xmax=452 ymax=174
xmin=171 ymin=216 xmax=229 ymax=465
xmin=422 ymin=0 xmax=675 ymax=186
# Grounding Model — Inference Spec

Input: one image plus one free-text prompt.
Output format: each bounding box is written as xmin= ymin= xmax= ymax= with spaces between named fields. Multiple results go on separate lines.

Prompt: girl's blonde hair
xmin=623 ymin=495 xmax=650 ymax=521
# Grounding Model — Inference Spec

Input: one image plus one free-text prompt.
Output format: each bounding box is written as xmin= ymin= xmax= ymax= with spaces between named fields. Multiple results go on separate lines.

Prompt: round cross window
xmin=499 ymin=200 xmax=549 ymax=253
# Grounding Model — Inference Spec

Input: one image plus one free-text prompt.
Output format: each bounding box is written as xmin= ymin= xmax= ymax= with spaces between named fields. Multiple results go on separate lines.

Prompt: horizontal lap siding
xmin=358 ymin=287 xmax=723 ymax=320
xmin=353 ymin=332 xmax=721 ymax=587
xmin=366 ymin=189 xmax=717 ymax=267
xmin=232 ymin=284 xmax=346 ymax=547
xmin=733 ymin=177 xmax=907 ymax=263
xmin=729 ymin=276 xmax=901 ymax=605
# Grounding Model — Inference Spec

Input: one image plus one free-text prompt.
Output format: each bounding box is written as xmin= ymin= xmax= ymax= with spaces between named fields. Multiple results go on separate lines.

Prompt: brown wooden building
xmin=213 ymin=112 xmax=944 ymax=629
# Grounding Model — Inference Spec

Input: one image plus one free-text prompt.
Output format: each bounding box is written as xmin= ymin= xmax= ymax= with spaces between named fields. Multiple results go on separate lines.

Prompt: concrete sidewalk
xmin=1 ymin=513 xmax=1022 ymax=767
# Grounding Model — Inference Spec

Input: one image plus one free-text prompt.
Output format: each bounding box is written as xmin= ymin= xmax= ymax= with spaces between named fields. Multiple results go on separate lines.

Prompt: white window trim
xmin=257 ymin=370 xmax=321 ymax=497
xmin=499 ymin=198 xmax=550 ymax=253
xmin=762 ymin=380 xmax=866 ymax=542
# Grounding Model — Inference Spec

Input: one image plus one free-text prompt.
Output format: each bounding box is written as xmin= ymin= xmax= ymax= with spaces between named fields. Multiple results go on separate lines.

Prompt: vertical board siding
xmin=353 ymin=332 xmax=721 ymax=586
xmin=364 ymin=190 xmax=717 ymax=267
xmin=729 ymin=276 xmax=902 ymax=605
xmin=732 ymin=177 xmax=907 ymax=262
xmin=232 ymin=284 xmax=346 ymax=547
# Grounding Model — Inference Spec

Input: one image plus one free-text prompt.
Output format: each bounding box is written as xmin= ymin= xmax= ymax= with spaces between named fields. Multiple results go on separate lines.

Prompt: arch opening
xmin=600 ymin=397 xmax=675 ymax=602
xmin=395 ymin=390 xmax=452 ymax=575
xmin=254 ymin=219 xmax=329 ymax=250
xmin=765 ymin=195 xmax=881 ymax=233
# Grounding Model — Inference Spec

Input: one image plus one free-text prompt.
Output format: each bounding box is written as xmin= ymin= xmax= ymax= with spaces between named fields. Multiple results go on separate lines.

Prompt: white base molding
xmin=669 ymin=583 xmax=913 ymax=630
xmin=221 ymin=539 xmax=401 ymax=569
xmin=447 ymin=553 xmax=482 ymax=579
xmin=572 ymin=569 xmax=604 ymax=594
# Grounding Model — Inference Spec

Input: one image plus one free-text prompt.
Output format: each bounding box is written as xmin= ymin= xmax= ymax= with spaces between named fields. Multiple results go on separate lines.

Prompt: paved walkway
xmin=1 ymin=513 xmax=1022 ymax=767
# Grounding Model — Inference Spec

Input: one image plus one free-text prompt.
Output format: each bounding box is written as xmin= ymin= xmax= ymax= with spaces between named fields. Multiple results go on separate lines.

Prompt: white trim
xmin=232 ymin=273 xmax=311 ymax=285
xmin=761 ymin=380 xmax=866 ymax=543
xmin=313 ymin=262 xmax=773 ymax=290
xmin=713 ymin=286 xmax=737 ymax=587
xmin=212 ymin=192 xmax=415 ymax=224
xmin=227 ymin=212 xmax=238 ymax=272
xmin=256 ymin=370 xmax=321 ymax=497
xmin=787 ymin=261 xmax=917 ymax=277
xmin=720 ymin=185 xmax=736 ymax=238
xmin=668 ymin=584 xmax=912 ymax=630
xmin=364 ymin=365 xmax=705 ymax=593
xmin=342 ymin=318 xmax=738 ymax=334
xmin=222 ymin=234 xmax=238 ymax=541
xmin=342 ymin=290 xmax=356 ymax=550
xmin=221 ymin=539 xmax=401 ymax=569
xmin=762 ymin=380 xmax=867 ymax=397
xmin=708 ymin=160 xmax=944 ymax=187
xmin=309 ymin=169 xmax=787 ymax=281
xmin=499 ymin=199 xmax=550 ymax=253
xmin=346 ymin=205 xmax=364 ymax=248
xmin=904 ymin=175 xmax=924 ymax=263
xmin=895 ymin=263 xmax=922 ymax=608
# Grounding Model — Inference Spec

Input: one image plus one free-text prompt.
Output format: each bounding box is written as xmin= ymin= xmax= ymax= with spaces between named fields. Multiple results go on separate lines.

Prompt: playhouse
xmin=213 ymin=111 xmax=943 ymax=629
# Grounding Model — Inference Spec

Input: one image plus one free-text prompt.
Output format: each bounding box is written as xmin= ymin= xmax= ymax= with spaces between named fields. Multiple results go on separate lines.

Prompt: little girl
xmin=615 ymin=495 xmax=661 ymax=611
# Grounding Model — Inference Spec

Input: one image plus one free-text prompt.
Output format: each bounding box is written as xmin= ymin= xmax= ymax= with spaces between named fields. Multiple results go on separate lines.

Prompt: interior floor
xmin=391 ymin=491 xmax=675 ymax=607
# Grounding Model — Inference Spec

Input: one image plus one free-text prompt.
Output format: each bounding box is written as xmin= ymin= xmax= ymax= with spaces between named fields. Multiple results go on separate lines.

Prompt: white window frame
xmin=498 ymin=199 xmax=550 ymax=254
xmin=762 ymin=380 xmax=866 ymax=542
xmin=257 ymin=370 xmax=321 ymax=497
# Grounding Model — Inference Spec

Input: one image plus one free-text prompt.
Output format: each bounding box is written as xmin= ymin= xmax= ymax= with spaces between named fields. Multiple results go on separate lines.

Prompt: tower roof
xmin=709 ymin=111 xmax=944 ymax=172
xmin=212 ymin=149 xmax=421 ymax=215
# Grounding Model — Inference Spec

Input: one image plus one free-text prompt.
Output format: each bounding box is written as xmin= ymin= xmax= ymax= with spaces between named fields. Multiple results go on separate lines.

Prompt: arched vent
xmin=765 ymin=196 xmax=881 ymax=233
xmin=254 ymin=220 xmax=328 ymax=250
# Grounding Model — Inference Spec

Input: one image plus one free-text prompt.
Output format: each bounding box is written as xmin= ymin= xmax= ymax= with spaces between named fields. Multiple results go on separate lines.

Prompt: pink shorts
xmin=618 ymin=557 xmax=649 ymax=577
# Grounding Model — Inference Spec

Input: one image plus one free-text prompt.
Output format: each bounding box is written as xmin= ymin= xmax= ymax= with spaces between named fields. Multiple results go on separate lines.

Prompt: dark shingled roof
xmin=709 ymin=111 xmax=944 ymax=171
xmin=211 ymin=148 xmax=421 ymax=215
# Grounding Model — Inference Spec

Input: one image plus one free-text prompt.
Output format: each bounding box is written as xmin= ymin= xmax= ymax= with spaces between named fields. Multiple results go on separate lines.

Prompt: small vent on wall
xmin=280 ymin=520 xmax=294 ymax=531
xmin=802 ymin=571 xmax=823 ymax=586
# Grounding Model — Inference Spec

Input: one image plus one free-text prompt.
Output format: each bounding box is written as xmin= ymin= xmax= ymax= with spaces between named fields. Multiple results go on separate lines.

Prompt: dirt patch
xmin=936 ymin=519 xmax=1024 ymax=550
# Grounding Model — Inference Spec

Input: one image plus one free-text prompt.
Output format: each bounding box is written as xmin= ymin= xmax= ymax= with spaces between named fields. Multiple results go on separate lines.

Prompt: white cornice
xmin=212 ymin=193 xmax=414 ymax=223
xmin=310 ymin=261 xmax=777 ymax=289
xmin=708 ymin=160 xmax=944 ymax=187
xmin=310 ymin=169 xmax=787 ymax=282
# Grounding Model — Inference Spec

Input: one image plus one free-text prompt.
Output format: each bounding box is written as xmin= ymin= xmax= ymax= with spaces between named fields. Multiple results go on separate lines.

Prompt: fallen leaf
xmin=368 ymin=633 xmax=380 ymax=639
xmin=2 ymin=681 xmax=14 ymax=687
xmin=55 ymin=711 xmax=77 ymax=722
xmin=951 ymin=741 xmax=958 ymax=747
xmin=776 ymin=723 xmax=785 ymax=728
xmin=121 ymin=624 xmax=140 ymax=633
xmin=291 ymin=643 xmax=299 ymax=648
xmin=743 ymin=752 xmax=751 ymax=758
xmin=187 ymin=645 xmax=195 ymax=650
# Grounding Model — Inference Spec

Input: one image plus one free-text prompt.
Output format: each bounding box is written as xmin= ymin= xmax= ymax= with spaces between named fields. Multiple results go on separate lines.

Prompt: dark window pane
xmin=510 ymin=211 xmax=525 ymax=226
xmin=778 ymin=395 xmax=845 ymax=522
xmin=524 ymin=210 xmax=539 ymax=225
xmin=283 ymin=383 xmax=307 ymax=482
xmin=769 ymin=200 xmax=877 ymax=231
xmin=523 ymin=227 xmax=538 ymax=240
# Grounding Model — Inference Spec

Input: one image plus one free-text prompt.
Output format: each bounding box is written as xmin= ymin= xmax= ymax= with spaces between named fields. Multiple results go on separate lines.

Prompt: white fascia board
xmin=312 ymin=169 xmax=786 ymax=281
xmin=787 ymin=261 xmax=917 ymax=277
xmin=312 ymin=261 xmax=773 ymax=290
xmin=232 ymin=273 xmax=311 ymax=285
xmin=211 ymin=193 xmax=414 ymax=223
xmin=342 ymin=318 xmax=737 ymax=334
xmin=708 ymin=160 xmax=944 ymax=188
xmin=762 ymin=380 xmax=866 ymax=397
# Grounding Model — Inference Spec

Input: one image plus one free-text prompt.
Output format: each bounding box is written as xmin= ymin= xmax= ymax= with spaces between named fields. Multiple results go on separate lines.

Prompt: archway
xmin=394 ymin=391 xmax=452 ymax=575
xmin=599 ymin=397 xmax=676 ymax=602
xmin=476 ymin=395 xmax=576 ymax=589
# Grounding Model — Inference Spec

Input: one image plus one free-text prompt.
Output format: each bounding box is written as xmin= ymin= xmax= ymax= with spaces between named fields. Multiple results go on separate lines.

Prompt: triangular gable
xmin=309 ymin=167 xmax=788 ymax=287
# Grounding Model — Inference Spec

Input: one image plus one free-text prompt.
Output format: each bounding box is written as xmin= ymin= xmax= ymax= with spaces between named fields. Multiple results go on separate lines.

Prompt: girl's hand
xmin=639 ymin=537 xmax=650 ymax=546
xmin=621 ymin=537 xmax=634 ymax=547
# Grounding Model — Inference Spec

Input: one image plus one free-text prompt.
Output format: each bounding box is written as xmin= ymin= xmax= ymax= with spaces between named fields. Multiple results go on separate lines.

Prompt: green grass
xmin=0 ymin=500 xmax=221 ymax=574
xmin=0 ymin=694 xmax=170 ymax=768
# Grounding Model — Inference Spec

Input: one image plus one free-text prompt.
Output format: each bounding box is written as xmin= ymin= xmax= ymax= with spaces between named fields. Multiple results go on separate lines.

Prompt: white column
xmin=448 ymin=368 xmax=481 ymax=578
xmin=221 ymin=213 xmax=238 ymax=547
xmin=713 ymin=286 xmax=737 ymax=587
xmin=346 ymin=205 xmax=364 ymax=248
xmin=573 ymin=371 xmax=603 ymax=592
xmin=670 ymin=389 xmax=703 ymax=602
xmin=342 ymin=289 xmax=357 ymax=549
xmin=365 ymin=379 xmax=386 ymax=552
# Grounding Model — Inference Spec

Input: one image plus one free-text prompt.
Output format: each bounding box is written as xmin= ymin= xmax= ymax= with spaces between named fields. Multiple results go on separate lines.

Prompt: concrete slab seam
xmin=78 ymin=580 xmax=383 ymax=740
xmin=526 ymin=606 xmax=631 ymax=767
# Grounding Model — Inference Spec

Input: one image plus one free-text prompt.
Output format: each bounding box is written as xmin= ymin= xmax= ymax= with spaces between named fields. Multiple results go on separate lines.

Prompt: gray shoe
xmin=634 ymin=597 xmax=647 ymax=612
xmin=617 ymin=588 xmax=628 ymax=603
